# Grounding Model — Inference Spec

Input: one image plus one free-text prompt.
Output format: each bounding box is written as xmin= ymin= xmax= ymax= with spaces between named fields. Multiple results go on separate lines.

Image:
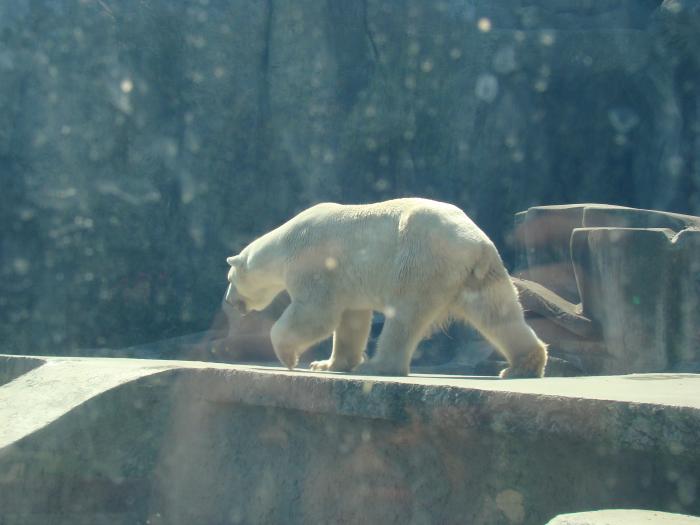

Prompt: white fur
xmin=226 ymin=198 xmax=547 ymax=377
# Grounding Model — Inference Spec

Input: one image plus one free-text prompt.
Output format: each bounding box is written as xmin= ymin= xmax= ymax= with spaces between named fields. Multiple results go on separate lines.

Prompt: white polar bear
xmin=225 ymin=198 xmax=547 ymax=378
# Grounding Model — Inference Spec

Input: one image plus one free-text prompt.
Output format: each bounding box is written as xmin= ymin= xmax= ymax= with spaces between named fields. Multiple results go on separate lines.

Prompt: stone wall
xmin=1 ymin=1 xmax=699 ymax=354
xmin=2 ymin=355 xmax=699 ymax=524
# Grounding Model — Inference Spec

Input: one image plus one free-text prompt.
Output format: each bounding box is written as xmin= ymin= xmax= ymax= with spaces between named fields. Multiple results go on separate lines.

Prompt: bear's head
xmin=225 ymin=255 xmax=281 ymax=314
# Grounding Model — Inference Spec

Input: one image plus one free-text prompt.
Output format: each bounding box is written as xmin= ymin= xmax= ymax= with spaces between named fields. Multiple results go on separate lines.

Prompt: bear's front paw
xmin=274 ymin=345 xmax=299 ymax=370
xmin=309 ymin=358 xmax=359 ymax=372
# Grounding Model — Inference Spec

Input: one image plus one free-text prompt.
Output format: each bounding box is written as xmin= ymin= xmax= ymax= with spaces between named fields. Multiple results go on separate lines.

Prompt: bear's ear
xmin=227 ymin=255 xmax=243 ymax=267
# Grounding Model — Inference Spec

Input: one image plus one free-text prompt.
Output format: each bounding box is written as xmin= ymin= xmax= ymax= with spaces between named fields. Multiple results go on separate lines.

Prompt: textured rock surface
xmin=571 ymin=228 xmax=676 ymax=374
xmin=514 ymin=204 xmax=700 ymax=374
xmin=1 ymin=355 xmax=699 ymax=525
xmin=2 ymin=1 xmax=700 ymax=355
xmin=513 ymin=204 xmax=700 ymax=303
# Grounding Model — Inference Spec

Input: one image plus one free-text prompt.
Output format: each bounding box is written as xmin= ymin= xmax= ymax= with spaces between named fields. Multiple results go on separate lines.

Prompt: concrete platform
xmin=548 ymin=509 xmax=700 ymax=524
xmin=1 ymin=355 xmax=699 ymax=524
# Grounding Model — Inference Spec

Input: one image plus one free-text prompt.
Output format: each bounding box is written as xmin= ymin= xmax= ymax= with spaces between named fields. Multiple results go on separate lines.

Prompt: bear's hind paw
xmin=309 ymin=359 xmax=333 ymax=371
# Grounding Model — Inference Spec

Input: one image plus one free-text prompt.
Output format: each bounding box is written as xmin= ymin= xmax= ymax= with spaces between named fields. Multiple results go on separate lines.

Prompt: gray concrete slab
xmin=548 ymin=509 xmax=700 ymax=524
xmin=1 ymin=355 xmax=699 ymax=525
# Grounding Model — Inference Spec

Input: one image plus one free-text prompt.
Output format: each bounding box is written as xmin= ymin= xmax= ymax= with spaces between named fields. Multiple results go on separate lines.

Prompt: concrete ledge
xmin=0 ymin=355 xmax=45 ymax=387
xmin=548 ymin=509 xmax=700 ymax=524
xmin=1 ymin=355 xmax=699 ymax=524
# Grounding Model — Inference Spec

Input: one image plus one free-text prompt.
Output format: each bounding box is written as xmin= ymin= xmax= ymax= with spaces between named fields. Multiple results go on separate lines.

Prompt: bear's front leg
xmin=310 ymin=309 xmax=372 ymax=372
xmin=270 ymin=300 xmax=340 ymax=370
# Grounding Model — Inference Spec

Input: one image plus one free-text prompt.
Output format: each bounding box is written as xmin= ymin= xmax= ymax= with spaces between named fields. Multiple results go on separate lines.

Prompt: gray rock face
xmin=1 ymin=1 xmax=699 ymax=355
xmin=515 ymin=204 xmax=700 ymax=374
xmin=572 ymin=227 xmax=676 ymax=374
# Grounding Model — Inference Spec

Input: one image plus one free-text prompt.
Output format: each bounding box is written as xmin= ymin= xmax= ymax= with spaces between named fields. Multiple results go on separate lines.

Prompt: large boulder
xmin=515 ymin=204 xmax=700 ymax=374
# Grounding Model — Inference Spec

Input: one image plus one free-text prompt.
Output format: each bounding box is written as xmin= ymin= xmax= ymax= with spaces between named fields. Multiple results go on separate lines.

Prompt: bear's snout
xmin=224 ymin=284 xmax=248 ymax=315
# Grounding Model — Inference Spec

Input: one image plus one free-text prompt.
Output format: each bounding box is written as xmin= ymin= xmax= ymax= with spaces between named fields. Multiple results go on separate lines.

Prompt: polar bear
xmin=225 ymin=198 xmax=547 ymax=378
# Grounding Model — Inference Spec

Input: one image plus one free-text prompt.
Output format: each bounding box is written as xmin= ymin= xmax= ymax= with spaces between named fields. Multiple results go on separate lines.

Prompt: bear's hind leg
xmin=354 ymin=305 xmax=439 ymax=376
xmin=270 ymin=301 xmax=340 ymax=370
xmin=310 ymin=309 xmax=372 ymax=372
xmin=459 ymin=281 xmax=547 ymax=378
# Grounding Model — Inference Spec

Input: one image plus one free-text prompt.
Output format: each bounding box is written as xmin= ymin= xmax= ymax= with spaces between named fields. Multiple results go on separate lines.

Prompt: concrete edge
xmin=1 ymin=355 xmax=699 ymax=461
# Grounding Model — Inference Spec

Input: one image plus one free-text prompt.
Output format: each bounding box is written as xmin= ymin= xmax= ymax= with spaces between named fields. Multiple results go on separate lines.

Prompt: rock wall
xmin=1 ymin=1 xmax=699 ymax=354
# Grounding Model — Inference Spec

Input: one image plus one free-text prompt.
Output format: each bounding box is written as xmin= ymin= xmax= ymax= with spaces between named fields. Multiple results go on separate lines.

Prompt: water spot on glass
xmin=365 ymin=138 xmax=378 ymax=151
xmin=214 ymin=66 xmax=225 ymax=79
xmin=13 ymin=258 xmax=30 ymax=275
xmin=666 ymin=1 xmax=683 ymax=14
xmin=540 ymin=30 xmax=556 ymax=46
xmin=614 ymin=134 xmax=627 ymax=146
xmin=496 ymin=489 xmax=525 ymax=524
xmin=534 ymin=79 xmax=548 ymax=93
xmin=378 ymin=154 xmax=390 ymax=167
xmin=449 ymin=47 xmax=462 ymax=60
xmin=677 ymin=475 xmax=697 ymax=506
xmin=19 ymin=208 xmax=35 ymax=221
xmin=384 ymin=305 xmax=396 ymax=318
xmin=669 ymin=441 xmax=685 ymax=455
xmin=404 ymin=75 xmax=416 ymax=90
xmin=493 ymin=46 xmax=516 ymax=74
xmin=420 ymin=59 xmax=434 ymax=73
xmin=608 ymin=107 xmax=640 ymax=134
xmin=408 ymin=41 xmax=421 ymax=56
xmin=475 ymin=74 xmax=499 ymax=103
xmin=120 ymin=78 xmax=133 ymax=93
xmin=187 ymin=34 xmax=206 ymax=49
xmin=477 ymin=18 xmax=491 ymax=32
xmin=374 ymin=178 xmax=389 ymax=191
xmin=364 ymin=105 xmax=377 ymax=118
xmin=324 ymin=257 xmax=338 ymax=270
xmin=668 ymin=155 xmax=684 ymax=177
